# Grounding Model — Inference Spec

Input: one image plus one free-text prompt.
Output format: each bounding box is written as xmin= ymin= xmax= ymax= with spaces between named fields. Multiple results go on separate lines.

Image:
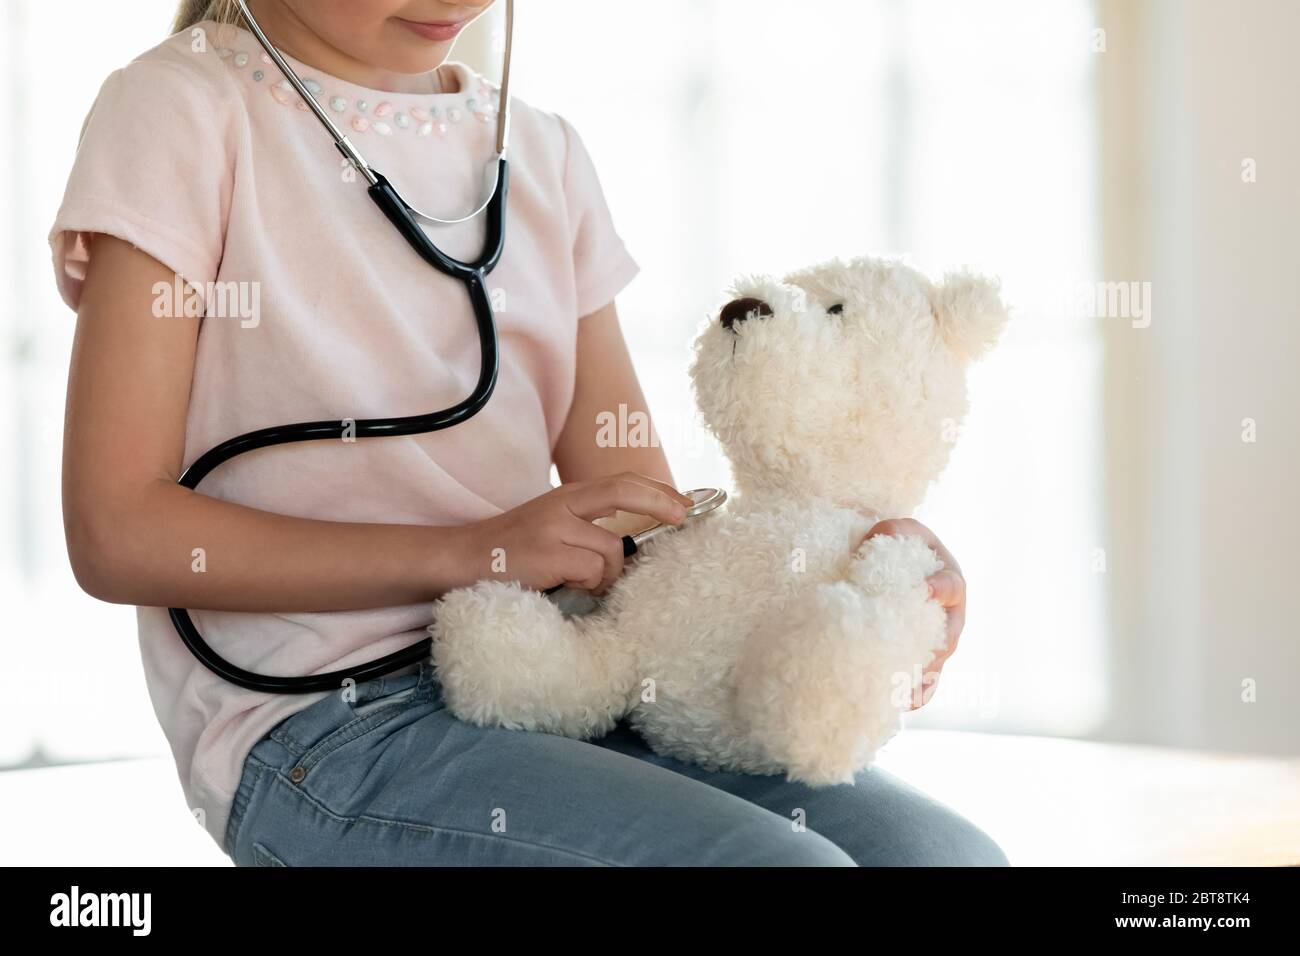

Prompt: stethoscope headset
xmin=172 ymin=1 xmax=727 ymax=696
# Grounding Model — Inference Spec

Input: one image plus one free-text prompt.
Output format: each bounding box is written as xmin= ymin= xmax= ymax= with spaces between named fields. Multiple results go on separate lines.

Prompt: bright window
xmin=514 ymin=0 xmax=1106 ymax=735
xmin=0 ymin=0 xmax=1104 ymax=771
xmin=0 ymin=0 xmax=185 ymax=767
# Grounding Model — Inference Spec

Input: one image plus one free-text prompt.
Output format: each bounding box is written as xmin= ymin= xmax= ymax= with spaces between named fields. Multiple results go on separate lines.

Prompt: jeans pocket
xmin=349 ymin=680 xmax=420 ymax=717
xmin=295 ymin=681 xmax=428 ymax=776
xmin=251 ymin=841 xmax=289 ymax=867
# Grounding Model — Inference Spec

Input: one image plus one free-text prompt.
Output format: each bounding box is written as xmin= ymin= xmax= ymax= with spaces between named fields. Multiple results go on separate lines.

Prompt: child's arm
xmin=63 ymin=238 xmax=687 ymax=610
xmin=552 ymin=302 xmax=676 ymax=487
xmin=63 ymin=235 xmax=478 ymax=612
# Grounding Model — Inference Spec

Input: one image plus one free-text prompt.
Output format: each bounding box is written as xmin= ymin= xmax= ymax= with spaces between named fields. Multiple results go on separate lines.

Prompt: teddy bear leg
xmin=734 ymin=535 xmax=947 ymax=785
xmin=429 ymin=581 xmax=636 ymax=739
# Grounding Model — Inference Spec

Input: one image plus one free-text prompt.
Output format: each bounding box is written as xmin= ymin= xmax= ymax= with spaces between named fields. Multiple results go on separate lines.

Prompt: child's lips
xmin=395 ymin=17 xmax=468 ymax=42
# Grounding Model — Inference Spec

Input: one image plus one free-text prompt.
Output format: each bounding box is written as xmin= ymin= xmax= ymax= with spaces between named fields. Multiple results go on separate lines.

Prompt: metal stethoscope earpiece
xmin=233 ymin=0 xmax=512 ymax=221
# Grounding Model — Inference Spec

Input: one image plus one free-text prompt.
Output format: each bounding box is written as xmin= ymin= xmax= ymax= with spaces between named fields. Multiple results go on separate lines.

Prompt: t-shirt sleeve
xmin=556 ymin=115 xmax=640 ymax=318
xmin=49 ymin=58 xmax=235 ymax=313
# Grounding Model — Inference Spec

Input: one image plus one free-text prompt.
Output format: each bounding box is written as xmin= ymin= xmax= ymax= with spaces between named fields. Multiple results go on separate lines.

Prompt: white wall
xmin=1099 ymin=0 xmax=1300 ymax=754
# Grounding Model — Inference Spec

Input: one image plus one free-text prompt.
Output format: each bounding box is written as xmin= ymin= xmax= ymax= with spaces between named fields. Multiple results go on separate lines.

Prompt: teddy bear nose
xmin=719 ymin=297 xmax=774 ymax=331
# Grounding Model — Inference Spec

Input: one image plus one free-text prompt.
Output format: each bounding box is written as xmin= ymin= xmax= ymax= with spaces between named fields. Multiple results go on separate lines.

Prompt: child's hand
xmin=453 ymin=473 xmax=692 ymax=594
xmin=861 ymin=518 xmax=966 ymax=710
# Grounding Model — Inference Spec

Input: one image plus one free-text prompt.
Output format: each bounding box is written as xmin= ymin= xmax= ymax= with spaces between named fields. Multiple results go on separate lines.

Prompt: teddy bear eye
xmin=827 ymin=303 xmax=844 ymax=315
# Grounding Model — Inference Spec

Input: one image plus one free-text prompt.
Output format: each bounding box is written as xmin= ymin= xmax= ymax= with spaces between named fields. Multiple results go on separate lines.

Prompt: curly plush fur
xmin=431 ymin=255 xmax=1008 ymax=785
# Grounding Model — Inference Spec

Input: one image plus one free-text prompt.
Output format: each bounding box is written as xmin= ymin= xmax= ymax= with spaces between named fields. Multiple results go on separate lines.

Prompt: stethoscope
xmin=171 ymin=0 xmax=725 ymax=695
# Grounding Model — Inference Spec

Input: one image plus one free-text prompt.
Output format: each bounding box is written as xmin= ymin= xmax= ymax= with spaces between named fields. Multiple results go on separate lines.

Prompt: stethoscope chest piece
xmin=545 ymin=487 xmax=729 ymax=611
xmin=627 ymin=487 xmax=728 ymax=550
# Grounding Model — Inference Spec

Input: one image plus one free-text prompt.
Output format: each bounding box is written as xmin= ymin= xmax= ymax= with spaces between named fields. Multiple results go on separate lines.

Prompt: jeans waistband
xmin=265 ymin=659 xmax=436 ymax=760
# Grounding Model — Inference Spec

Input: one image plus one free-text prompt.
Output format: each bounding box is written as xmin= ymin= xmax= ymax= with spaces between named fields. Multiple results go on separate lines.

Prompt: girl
xmin=53 ymin=0 xmax=1005 ymax=866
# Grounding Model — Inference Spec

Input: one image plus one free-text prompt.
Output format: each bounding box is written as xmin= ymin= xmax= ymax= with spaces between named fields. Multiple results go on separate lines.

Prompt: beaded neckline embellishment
xmin=214 ymin=45 xmax=498 ymax=138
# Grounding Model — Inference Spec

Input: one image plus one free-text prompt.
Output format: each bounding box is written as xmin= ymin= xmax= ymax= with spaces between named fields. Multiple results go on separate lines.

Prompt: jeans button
xmin=289 ymin=765 xmax=307 ymax=784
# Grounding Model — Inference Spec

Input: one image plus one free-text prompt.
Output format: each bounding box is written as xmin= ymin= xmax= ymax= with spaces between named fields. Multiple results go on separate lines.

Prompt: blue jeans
xmin=224 ymin=661 xmax=1007 ymax=866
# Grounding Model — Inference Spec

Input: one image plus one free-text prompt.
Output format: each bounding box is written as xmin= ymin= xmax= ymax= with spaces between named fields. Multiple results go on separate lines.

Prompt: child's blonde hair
xmin=172 ymin=0 xmax=243 ymax=33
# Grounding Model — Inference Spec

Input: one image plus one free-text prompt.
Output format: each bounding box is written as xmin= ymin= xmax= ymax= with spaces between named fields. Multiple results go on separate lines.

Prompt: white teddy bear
xmin=430 ymin=255 xmax=1009 ymax=785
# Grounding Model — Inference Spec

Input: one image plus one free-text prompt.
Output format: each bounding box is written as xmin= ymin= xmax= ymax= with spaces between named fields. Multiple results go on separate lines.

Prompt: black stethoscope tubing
xmin=168 ymin=162 xmax=508 ymax=695
xmin=168 ymin=0 xmax=513 ymax=703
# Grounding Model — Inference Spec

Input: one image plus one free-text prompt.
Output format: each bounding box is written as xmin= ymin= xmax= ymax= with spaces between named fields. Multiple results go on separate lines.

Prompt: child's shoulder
xmin=68 ymin=25 xmax=247 ymax=187
xmin=97 ymin=23 xmax=241 ymax=117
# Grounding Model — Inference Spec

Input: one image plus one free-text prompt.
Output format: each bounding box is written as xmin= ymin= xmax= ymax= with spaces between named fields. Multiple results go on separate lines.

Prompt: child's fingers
xmin=909 ymin=672 xmax=942 ymax=711
xmin=557 ymin=543 xmax=610 ymax=592
xmin=565 ymin=476 xmax=687 ymax=526
xmin=944 ymin=601 xmax=966 ymax=649
xmin=615 ymin=473 xmax=695 ymax=508
xmin=927 ymin=568 xmax=966 ymax=608
xmin=570 ymin=472 xmax=693 ymax=509
xmin=560 ymin=520 xmax=627 ymax=590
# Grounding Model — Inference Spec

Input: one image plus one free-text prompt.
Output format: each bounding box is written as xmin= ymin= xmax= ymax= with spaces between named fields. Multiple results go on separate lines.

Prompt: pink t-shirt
xmin=49 ymin=22 xmax=638 ymax=848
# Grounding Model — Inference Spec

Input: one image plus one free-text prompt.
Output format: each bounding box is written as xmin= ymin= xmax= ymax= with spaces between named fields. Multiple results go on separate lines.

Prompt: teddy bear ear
xmin=928 ymin=269 xmax=1010 ymax=362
